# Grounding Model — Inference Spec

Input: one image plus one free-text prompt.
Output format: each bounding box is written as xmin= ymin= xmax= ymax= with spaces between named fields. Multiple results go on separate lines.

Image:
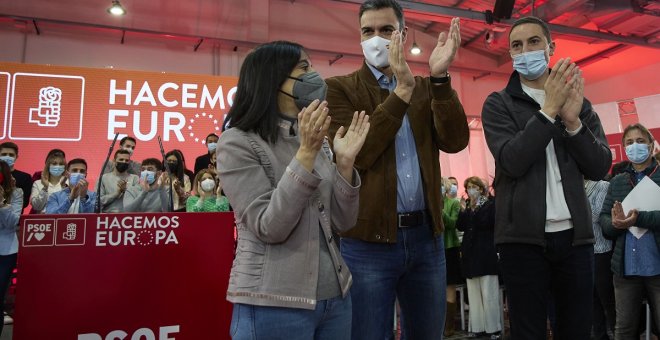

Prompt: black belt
xmin=397 ymin=210 xmax=429 ymax=228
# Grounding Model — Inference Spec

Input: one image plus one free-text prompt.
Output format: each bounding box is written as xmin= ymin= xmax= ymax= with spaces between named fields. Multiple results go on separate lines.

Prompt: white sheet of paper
xmin=621 ymin=176 xmax=660 ymax=239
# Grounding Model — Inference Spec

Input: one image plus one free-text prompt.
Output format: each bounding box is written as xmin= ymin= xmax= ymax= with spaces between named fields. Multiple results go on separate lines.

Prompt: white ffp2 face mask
xmin=201 ymin=178 xmax=216 ymax=192
xmin=361 ymin=36 xmax=390 ymax=68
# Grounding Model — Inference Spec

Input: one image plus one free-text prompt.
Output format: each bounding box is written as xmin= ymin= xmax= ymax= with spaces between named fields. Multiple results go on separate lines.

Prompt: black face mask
xmin=167 ymin=163 xmax=178 ymax=172
xmin=115 ymin=162 xmax=129 ymax=173
xmin=279 ymin=72 xmax=328 ymax=111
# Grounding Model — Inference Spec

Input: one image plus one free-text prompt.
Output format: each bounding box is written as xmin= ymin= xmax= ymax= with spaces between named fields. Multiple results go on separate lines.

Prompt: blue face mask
xmin=207 ymin=142 xmax=217 ymax=153
xmin=141 ymin=170 xmax=156 ymax=185
xmin=49 ymin=165 xmax=65 ymax=177
xmin=450 ymin=184 xmax=458 ymax=196
xmin=0 ymin=156 xmax=15 ymax=168
xmin=512 ymin=49 xmax=548 ymax=80
xmin=625 ymin=142 xmax=651 ymax=164
xmin=69 ymin=172 xmax=86 ymax=186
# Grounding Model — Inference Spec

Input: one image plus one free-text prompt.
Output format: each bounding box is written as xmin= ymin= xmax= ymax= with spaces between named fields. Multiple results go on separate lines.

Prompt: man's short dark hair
xmin=67 ymin=158 xmax=87 ymax=170
xmin=120 ymin=136 xmax=137 ymax=146
xmin=114 ymin=149 xmax=131 ymax=159
xmin=205 ymin=133 xmax=219 ymax=143
xmin=359 ymin=0 xmax=405 ymax=30
xmin=510 ymin=16 xmax=552 ymax=44
xmin=141 ymin=158 xmax=163 ymax=171
xmin=0 ymin=142 xmax=18 ymax=156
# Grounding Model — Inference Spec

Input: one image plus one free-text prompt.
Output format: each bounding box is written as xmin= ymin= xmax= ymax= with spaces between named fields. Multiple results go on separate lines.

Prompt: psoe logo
xmin=29 ymin=86 xmax=62 ymax=127
xmin=9 ymin=72 xmax=85 ymax=141
xmin=22 ymin=219 xmax=55 ymax=247
xmin=55 ymin=218 xmax=86 ymax=246
xmin=78 ymin=325 xmax=180 ymax=340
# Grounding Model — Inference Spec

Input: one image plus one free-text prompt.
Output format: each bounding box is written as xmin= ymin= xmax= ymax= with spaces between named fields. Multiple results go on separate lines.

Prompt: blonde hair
xmin=192 ymin=169 xmax=217 ymax=196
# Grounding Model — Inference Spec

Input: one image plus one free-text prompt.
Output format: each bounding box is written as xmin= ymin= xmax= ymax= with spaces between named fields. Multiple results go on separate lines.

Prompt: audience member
xmin=123 ymin=158 xmax=170 ymax=212
xmin=186 ymin=169 xmax=229 ymax=212
xmin=0 ymin=142 xmax=32 ymax=213
xmin=600 ymin=123 xmax=660 ymax=338
xmin=585 ymin=178 xmax=615 ymax=340
xmin=442 ymin=176 xmax=462 ymax=337
xmin=103 ymin=136 xmax=141 ymax=175
xmin=45 ymin=158 xmax=96 ymax=214
xmin=30 ymin=152 xmax=67 ymax=214
xmin=0 ymin=161 xmax=21 ymax=336
xmin=456 ymin=176 xmax=501 ymax=338
xmin=99 ymin=149 xmax=139 ymax=213
xmin=194 ymin=133 xmax=219 ymax=176
xmin=164 ymin=150 xmax=192 ymax=212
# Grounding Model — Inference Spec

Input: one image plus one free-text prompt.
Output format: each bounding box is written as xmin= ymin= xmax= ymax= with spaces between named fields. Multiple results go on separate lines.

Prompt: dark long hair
xmin=164 ymin=150 xmax=185 ymax=182
xmin=0 ymin=161 xmax=13 ymax=203
xmin=223 ymin=41 xmax=303 ymax=144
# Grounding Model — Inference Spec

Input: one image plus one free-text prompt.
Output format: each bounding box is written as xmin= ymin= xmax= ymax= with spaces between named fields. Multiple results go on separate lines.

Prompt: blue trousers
xmin=341 ymin=225 xmax=446 ymax=340
xmin=230 ymin=294 xmax=351 ymax=340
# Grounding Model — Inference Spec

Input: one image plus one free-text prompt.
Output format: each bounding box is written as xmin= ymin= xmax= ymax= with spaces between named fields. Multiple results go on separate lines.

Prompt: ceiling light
xmin=410 ymin=42 xmax=421 ymax=55
xmin=107 ymin=0 xmax=127 ymax=16
xmin=410 ymin=30 xmax=422 ymax=55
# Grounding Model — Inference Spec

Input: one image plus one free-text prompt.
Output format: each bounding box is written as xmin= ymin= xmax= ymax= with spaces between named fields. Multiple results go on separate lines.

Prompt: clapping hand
xmin=389 ymin=30 xmax=415 ymax=103
xmin=429 ymin=17 xmax=461 ymax=78
xmin=559 ymin=67 xmax=584 ymax=131
xmin=296 ymin=99 xmax=330 ymax=172
xmin=117 ymin=179 xmax=127 ymax=195
xmin=333 ymin=111 xmax=370 ymax=182
xmin=611 ymin=201 xmax=638 ymax=229
xmin=542 ymin=58 xmax=576 ymax=119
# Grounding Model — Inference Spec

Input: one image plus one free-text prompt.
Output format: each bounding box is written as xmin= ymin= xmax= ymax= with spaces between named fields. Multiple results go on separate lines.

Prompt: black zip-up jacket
xmin=482 ymin=71 xmax=612 ymax=247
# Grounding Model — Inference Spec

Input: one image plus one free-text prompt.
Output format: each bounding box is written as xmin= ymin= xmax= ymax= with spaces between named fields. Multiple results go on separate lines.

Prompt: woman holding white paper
xmin=600 ymin=123 xmax=660 ymax=338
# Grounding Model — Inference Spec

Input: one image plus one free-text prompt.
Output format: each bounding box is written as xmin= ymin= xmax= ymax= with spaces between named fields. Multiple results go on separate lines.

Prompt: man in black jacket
xmin=193 ymin=133 xmax=218 ymax=177
xmin=481 ymin=16 xmax=611 ymax=339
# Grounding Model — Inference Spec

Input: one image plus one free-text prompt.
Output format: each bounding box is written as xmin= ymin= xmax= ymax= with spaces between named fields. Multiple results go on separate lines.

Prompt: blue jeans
xmin=498 ymin=229 xmax=594 ymax=340
xmin=230 ymin=294 xmax=351 ymax=340
xmin=341 ymin=225 xmax=446 ymax=340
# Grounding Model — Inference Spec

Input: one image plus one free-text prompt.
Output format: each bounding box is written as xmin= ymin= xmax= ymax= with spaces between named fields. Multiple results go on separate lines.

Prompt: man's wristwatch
xmin=430 ymin=72 xmax=450 ymax=84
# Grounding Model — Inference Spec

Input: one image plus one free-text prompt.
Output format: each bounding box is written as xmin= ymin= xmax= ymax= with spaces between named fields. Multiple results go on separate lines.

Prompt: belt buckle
xmin=398 ymin=213 xmax=410 ymax=228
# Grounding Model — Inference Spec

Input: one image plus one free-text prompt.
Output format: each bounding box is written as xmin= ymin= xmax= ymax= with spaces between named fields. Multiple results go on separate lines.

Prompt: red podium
xmin=14 ymin=212 xmax=235 ymax=340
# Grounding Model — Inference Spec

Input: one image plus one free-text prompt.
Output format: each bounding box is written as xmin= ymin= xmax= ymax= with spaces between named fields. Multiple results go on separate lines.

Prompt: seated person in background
xmin=186 ymin=169 xmax=229 ymax=212
xmin=164 ymin=150 xmax=192 ymax=212
xmin=99 ymin=149 xmax=139 ymax=213
xmin=30 ymin=151 xmax=67 ymax=214
xmin=103 ymin=136 xmax=141 ymax=175
xmin=123 ymin=158 xmax=170 ymax=212
xmin=194 ymin=133 xmax=219 ymax=177
xmin=46 ymin=158 xmax=96 ymax=214
xmin=0 ymin=142 xmax=32 ymax=213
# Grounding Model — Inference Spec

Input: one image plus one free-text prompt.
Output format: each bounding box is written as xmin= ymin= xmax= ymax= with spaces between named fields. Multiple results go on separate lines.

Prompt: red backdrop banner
xmin=0 ymin=62 xmax=237 ymax=187
xmin=14 ymin=212 xmax=235 ymax=340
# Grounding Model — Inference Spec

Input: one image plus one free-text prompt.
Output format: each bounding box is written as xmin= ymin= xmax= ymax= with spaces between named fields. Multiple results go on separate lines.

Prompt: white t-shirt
xmin=521 ymin=82 xmax=573 ymax=233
